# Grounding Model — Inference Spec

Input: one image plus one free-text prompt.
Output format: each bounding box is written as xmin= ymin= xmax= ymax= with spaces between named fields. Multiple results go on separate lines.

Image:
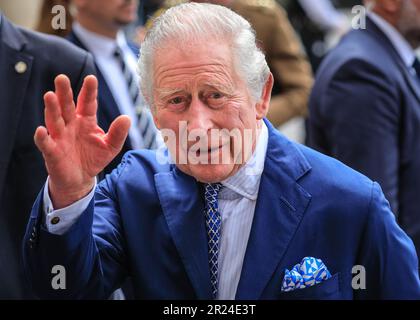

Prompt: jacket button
xmin=15 ymin=61 xmax=27 ymax=74
xmin=51 ymin=217 xmax=60 ymax=225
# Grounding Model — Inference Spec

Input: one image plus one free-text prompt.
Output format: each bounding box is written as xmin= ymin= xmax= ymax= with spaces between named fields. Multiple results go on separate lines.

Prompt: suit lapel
xmin=154 ymin=167 xmax=212 ymax=299
xmin=0 ymin=17 xmax=33 ymax=198
xmin=235 ymin=120 xmax=312 ymax=299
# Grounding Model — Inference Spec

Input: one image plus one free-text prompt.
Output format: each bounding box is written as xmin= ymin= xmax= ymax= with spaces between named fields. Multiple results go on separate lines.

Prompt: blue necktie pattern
xmin=204 ymin=183 xmax=223 ymax=299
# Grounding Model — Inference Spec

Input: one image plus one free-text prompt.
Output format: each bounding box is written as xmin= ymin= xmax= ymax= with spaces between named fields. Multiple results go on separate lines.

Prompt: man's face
xmin=78 ymin=0 xmax=138 ymax=27
xmin=398 ymin=0 xmax=420 ymax=48
xmin=152 ymin=40 xmax=270 ymax=183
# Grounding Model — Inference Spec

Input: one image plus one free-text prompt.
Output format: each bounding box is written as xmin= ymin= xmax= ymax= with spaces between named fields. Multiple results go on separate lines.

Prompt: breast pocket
xmin=279 ymin=273 xmax=341 ymax=300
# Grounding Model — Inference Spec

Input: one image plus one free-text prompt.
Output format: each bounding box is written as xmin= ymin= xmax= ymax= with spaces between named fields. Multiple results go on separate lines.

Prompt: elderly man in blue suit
xmin=308 ymin=0 xmax=420 ymax=259
xmin=23 ymin=3 xmax=420 ymax=299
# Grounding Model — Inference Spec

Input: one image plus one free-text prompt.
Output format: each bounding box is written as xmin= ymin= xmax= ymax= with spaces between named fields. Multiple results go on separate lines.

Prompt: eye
xmin=165 ymin=95 xmax=189 ymax=112
xmin=169 ymin=96 xmax=185 ymax=105
xmin=208 ymin=92 xmax=223 ymax=100
xmin=205 ymin=91 xmax=226 ymax=108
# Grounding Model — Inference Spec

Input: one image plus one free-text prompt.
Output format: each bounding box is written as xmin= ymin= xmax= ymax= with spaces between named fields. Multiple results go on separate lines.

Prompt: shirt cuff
xmin=43 ymin=177 xmax=97 ymax=235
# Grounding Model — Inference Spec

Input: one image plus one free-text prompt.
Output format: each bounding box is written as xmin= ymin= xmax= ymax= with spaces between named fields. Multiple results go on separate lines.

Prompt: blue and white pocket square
xmin=281 ymin=257 xmax=331 ymax=292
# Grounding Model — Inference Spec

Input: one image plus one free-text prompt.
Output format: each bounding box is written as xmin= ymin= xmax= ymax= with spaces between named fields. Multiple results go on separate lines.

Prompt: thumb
xmin=105 ymin=115 xmax=131 ymax=152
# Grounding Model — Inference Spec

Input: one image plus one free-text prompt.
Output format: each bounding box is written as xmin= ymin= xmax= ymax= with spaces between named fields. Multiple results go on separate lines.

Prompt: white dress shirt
xmin=368 ymin=12 xmax=416 ymax=72
xmin=43 ymin=121 xmax=269 ymax=300
xmin=72 ymin=22 xmax=144 ymax=149
xmin=216 ymin=121 xmax=268 ymax=299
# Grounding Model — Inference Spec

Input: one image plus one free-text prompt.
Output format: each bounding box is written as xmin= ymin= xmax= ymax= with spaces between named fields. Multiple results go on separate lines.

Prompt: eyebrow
xmin=201 ymin=82 xmax=234 ymax=95
xmin=156 ymin=88 xmax=186 ymax=101
xmin=155 ymin=81 xmax=235 ymax=101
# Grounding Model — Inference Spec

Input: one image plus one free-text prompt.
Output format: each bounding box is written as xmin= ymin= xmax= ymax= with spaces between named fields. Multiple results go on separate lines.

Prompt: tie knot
xmin=204 ymin=183 xmax=223 ymax=204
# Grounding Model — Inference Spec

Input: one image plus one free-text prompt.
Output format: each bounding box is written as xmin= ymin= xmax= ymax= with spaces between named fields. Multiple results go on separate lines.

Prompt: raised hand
xmin=34 ymin=75 xmax=131 ymax=209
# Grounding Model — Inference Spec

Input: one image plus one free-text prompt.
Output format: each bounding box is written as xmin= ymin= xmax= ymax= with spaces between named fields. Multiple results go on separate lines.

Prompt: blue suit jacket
xmin=308 ymin=17 xmax=420 ymax=259
xmin=23 ymin=120 xmax=420 ymax=299
xmin=66 ymin=31 xmax=139 ymax=175
xmin=0 ymin=15 xmax=95 ymax=298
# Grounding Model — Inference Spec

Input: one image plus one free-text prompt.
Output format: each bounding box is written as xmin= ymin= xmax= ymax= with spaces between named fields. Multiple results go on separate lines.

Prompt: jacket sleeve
xmin=356 ymin=182 xmax=420 ymax=299
xmin=22 ymin=157 xmax=130 ymax=299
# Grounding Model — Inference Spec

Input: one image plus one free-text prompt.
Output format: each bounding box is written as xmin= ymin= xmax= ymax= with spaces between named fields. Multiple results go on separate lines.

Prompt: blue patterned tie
xmin=204 ymin=183 xmax=223 ymax=299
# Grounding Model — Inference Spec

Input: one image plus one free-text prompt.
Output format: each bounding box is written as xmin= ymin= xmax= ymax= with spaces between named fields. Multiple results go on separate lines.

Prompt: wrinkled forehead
xmin=152 ymin=40 xmax=239 ymax=87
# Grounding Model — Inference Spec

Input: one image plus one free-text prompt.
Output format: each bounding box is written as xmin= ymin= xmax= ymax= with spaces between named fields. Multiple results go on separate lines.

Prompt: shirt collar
xmin=72 ymin=22 xmax=128 ymax=58
xmin=220 ymin=120 xmax=269 ymax=201
xmin=368 ymin=12 xmax=416 ymax=67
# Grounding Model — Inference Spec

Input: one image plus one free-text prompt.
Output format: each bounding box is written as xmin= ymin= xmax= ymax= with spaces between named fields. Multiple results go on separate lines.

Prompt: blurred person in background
xmin=0 ymin=10 xmax=95 ymax=299
xmin=308 ymin=0 xmax=420 ymax=259
xmin=68 ymin=0 xmax=162 ymax=175
xmin=138 ymin=0 xmax=166 ymax=25
xmin=280 ymin=0 xmax=355 ymax=72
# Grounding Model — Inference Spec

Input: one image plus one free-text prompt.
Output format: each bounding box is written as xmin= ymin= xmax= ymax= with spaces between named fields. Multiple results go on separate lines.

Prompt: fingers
xmin=34 ymin=126 xmax=56 ymax=158
xmin=76 ymin=75 xmax=98 ymax=117
xmin=55 ymin=75 xmax=75 ymax=124
xmin=105 ymin=115 xmax=131 ymax=152
xmin=44 ymin=91 xmax=65 ymax=138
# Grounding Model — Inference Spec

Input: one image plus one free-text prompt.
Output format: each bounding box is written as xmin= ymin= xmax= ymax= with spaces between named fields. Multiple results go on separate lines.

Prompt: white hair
xmin=137 ymin=2 xmax=270 ymax=110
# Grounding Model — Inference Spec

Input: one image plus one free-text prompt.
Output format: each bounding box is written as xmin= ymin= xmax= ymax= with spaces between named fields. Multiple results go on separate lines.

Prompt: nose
xmin=186 ymin=96 xmax=214 ymax=133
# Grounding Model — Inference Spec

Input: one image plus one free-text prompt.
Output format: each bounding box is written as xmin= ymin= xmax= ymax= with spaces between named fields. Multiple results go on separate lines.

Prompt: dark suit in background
xmin=308 ymin=17 xmax=420 ymax=258
xmin=0 ymin=14 xmax=95 ymax=298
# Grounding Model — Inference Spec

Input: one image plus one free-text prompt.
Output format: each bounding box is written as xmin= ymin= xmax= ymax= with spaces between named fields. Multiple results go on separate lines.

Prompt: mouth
xmin=195 ymin=145 xmax=220 ymax=156
xmin=193 ymin=143 xmax=230 ymax=158
xmin=209 ymin=144 xmax=224 ymax=153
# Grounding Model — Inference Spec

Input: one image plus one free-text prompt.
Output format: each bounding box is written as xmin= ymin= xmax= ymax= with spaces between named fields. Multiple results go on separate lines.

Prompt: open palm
xmin=34 ymin=75 xmax=130 ymax=208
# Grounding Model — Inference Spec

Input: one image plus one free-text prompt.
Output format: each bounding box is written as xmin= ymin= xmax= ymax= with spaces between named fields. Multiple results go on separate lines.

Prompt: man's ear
xmin=153 ymin=111 xmax=161 ymax=130
xmin=255 ymin=73 xmax=274 ymax=120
